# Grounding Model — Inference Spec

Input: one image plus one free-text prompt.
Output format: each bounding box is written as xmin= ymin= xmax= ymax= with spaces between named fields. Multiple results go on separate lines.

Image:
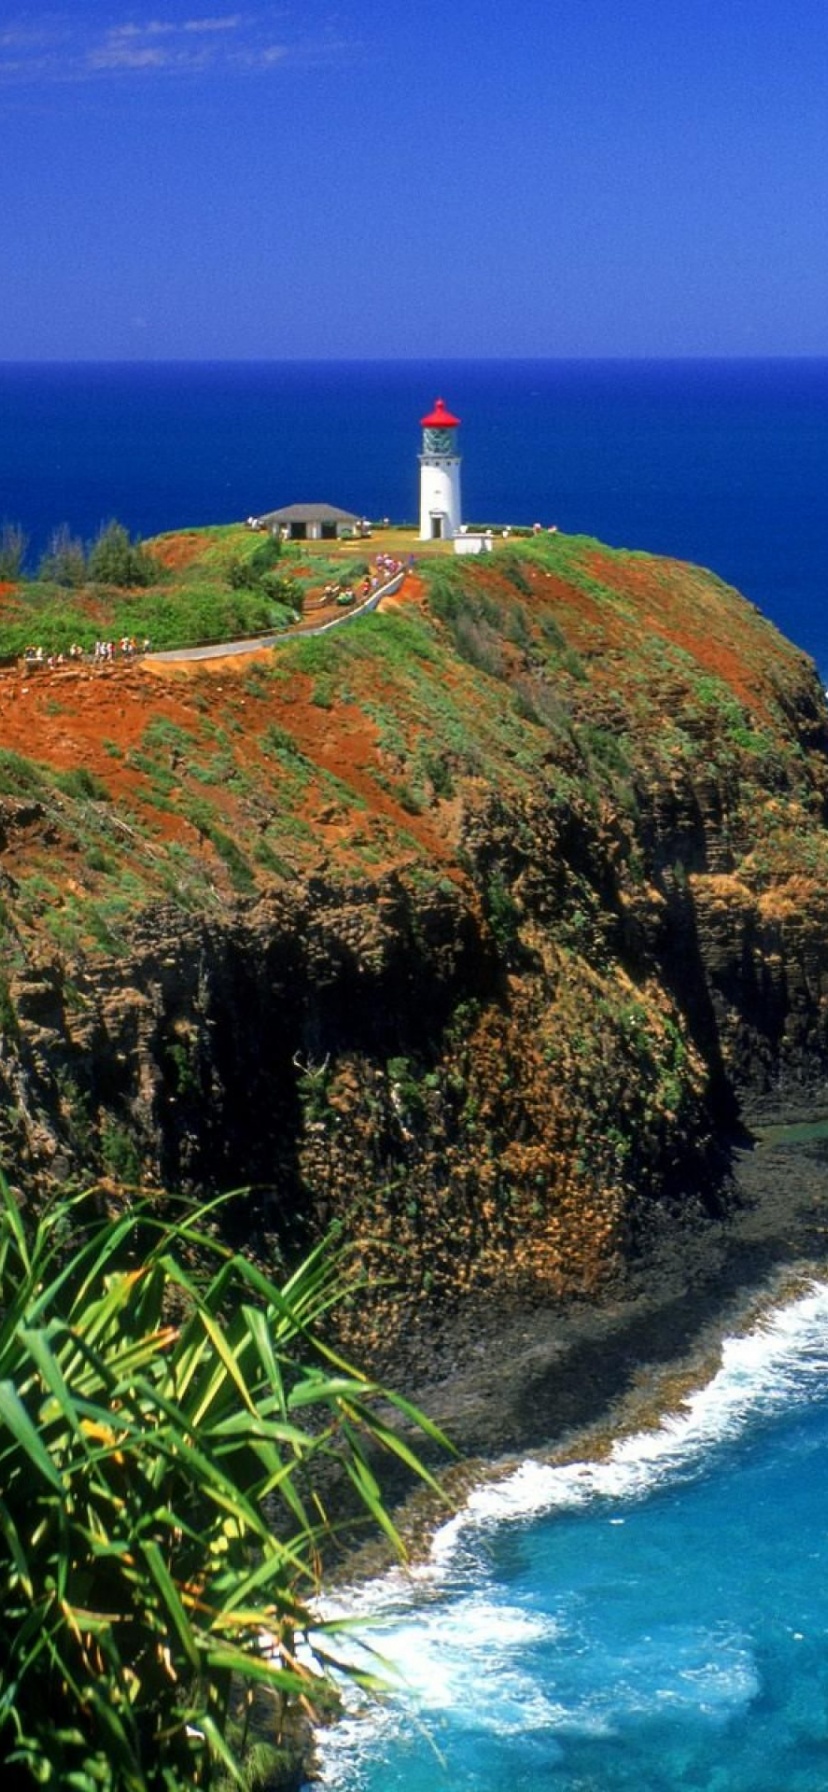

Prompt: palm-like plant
xmin=0 ymin=1182 xmax=448 ymax=1790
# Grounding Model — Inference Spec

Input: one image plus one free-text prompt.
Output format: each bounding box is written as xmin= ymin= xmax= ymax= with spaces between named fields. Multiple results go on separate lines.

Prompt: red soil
xmin=0 ymin=580 xmax=454 ymax=880
xmin=0 ymin=551 xmax=802 ymax=894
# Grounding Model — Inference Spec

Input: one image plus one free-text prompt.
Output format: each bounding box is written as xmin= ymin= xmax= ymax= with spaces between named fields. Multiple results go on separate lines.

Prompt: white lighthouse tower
xmin=419 ymin=397 xmax=462 ymax=541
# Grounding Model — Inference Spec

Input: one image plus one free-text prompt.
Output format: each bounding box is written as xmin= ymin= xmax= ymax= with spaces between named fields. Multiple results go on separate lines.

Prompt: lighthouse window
xmin=424 ymin=428 xmax=453 ymax=456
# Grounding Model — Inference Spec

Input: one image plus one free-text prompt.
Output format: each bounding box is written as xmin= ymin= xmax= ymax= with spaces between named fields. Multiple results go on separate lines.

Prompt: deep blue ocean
xmin=4 ymin=360 xmax=828 ymax=1788
xmin=1 ymin=358 xmax=828 ymax=669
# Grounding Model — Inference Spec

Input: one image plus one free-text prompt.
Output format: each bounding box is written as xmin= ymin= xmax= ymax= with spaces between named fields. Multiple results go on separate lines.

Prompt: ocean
xmin=313 ymin=1283 xmax=828 ymax=1792
xmin=4 ymin=358 xmax=828 ymax=1787
xmin=1 ymin=358 xmax=828 ymax=670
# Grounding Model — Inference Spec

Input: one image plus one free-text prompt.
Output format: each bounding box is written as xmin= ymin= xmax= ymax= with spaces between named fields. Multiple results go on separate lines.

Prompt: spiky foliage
xmin=0 ymin=1182 xmax=448 ymax=1790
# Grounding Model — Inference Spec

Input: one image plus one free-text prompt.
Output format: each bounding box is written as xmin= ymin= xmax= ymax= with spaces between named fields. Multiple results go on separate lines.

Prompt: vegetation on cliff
xmin=0 ymin=523 xmax=304 ymax=659
xmin=0 ymin=526 xmax=827 ymax=1353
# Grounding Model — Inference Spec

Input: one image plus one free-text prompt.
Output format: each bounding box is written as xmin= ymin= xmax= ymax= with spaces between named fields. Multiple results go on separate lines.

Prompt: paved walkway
xmin=146 ymin=568 xmax=406 ymax=665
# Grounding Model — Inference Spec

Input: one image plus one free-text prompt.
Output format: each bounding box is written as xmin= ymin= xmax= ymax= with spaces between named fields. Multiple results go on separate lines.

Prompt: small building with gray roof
xmin=255 ymin=503 xmax=367 ymax=541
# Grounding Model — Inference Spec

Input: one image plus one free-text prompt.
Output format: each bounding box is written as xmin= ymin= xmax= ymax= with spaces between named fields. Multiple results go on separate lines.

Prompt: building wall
xmin=419 ymin=455 xmax=462 ymax=540
xmin=454 ymin=533 xmax=493 ymax=555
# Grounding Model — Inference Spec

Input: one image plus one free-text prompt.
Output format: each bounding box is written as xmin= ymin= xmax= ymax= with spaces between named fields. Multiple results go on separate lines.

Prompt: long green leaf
xmin=342 ymin=1445 xmax=404 ymax=1553
xmin=0 ymin=1493 xmax=33 ymax=1596
xmin=240 ymin=1303 xmax=288 ymax=1416
xmin=139 ymin=1540 xmax=199 ymax=1669
xmin=19 ymin=1325 xmax=86 ymax=1441
xmin=194 ymin=1708 xmax=244 ymax=1784
xmin=0 ymin=1381 xmax=63 ymax=1490
xmin=187 ymin=1308 xmax=258 ymax=1427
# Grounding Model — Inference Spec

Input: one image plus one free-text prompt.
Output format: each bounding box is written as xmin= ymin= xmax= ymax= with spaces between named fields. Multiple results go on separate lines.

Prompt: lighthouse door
xmin=430 ymin=515 xmax=443 ymax=539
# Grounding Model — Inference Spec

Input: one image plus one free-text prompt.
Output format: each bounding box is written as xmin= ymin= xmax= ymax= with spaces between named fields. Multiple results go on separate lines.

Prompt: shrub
xmin=228 ymin=539 xmax=302 ymax=616
xmin=0 ymin=971 xmax=17 ymax=1041
xmin=205 ymin=825 xmax=256 ymax=894
xmin=485 ymin=870 xmax=522 ymax=954
xmin=113 ymin=585 xmax=298 ymax=654
xmin=498 ymin=550 xmax=533 ymax=597
xmin=422 ymin=560 xmax=467 ymax=619
xmin=0 ymin=750 xmax=47 ymax=796
xmin=99 ymin=1115 xmax=143 ymax=1181
xmin=88 ymin=520 xmax=157 ymax=589
xmin=0 ymin=1182 xmax=448 ymax=1791
xmin=227 ymin=536 xmax=282 ymax=588
xmin=452 ymin=611 xmax=505 ymax=678
xmin=38 ymin=525 xmax=86 ymax=588
xmin=0 ymin=523 xmax=27 ymax=581
xmin=54 ymin=766 xmax=110 ymax=802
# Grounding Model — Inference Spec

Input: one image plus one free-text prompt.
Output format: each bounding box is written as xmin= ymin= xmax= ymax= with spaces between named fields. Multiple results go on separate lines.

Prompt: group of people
xmin=93 ymin=636 xmax=150 ymax=662
xmin=374 ymin=552 xmax=407 ymax=578
xmin=21 ymin=636 xmax=151 ymax=670
xmin=319 ymin=553 xmax=407 ymax=610
xmin=320 ymin=581 xmax=356 ymax=606
xmin=23 ymin=642 xmax=86 ymax=668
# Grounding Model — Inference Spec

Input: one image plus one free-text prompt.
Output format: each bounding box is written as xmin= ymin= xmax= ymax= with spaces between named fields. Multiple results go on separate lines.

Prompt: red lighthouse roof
xmin=420 ymin=396 xmax=461 ymax=428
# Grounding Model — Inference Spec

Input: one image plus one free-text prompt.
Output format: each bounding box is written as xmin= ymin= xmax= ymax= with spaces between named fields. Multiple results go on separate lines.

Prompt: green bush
xmin=0 ymin=751 xmax=48 ymax=796
xmin=38 ymin=526 xmax=87 ymax=588
xmin=113 ymin=586 xmax=299 ymax=653
xmin=0 ymin=605 xmax=96 ymax=663
xmin=485 ymin=870 xmax=522 ymax=954
xmin=0 ymin=523 xmax=27 ymax=581
xmin=227 ymin=536 xmax=282 ymax=589
xmin=227 ymin=538 xmax=302 ymax=618
xmin=0 ymin=1181 xmax=448 ymax=1791
xmin=88 ymin=522 xmax=157 ymax=589
xmin=0 ymin=972 xmax=18 ymax=1041
xmin=423 ymin=566 xmax=511 ymax=678
xmin=54 ymin=766 xmax=110 ymax=802
xmin=99 ymin=1115 xmax=143 ymax=1182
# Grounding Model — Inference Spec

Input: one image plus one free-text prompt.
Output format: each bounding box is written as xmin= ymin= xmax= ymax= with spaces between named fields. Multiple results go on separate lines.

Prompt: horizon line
xmin=4 ymin=352 xmax=828 ymax=368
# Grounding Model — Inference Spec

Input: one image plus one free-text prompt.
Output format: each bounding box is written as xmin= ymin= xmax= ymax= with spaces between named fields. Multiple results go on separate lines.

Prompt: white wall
xmin=453 ymin=533 xmax=493 ymax=555
xmin=419 ymin=454 xmax=462 ymax=540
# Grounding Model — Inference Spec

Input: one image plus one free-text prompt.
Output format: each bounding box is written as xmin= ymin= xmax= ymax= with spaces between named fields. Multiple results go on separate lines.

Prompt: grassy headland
xmin=0 ymin=523 xmax=825 ymax=1359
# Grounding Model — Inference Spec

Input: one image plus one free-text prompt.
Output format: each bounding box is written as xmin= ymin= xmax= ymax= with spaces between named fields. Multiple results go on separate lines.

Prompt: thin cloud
xmin=0 ymin=25 xmax=61 ymax=49
xmin=89 ymin=43 xmax=185 ymax=71
xmin=109 ymin=16 xmax=244 ymax=36
xmin=0 ymin=11 xmax=352 ymax=83
xmin=89 ymin=14 xmax=246 ymax=71
xmin=182 ymin=16 xmax=246 ymax=31
xmin=0 ymin=16 xmax=72 ymax=76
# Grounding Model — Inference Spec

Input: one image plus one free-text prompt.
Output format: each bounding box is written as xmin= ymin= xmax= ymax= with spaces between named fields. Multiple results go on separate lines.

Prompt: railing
xmin=146 ymin=568 xmax=407 ymax=664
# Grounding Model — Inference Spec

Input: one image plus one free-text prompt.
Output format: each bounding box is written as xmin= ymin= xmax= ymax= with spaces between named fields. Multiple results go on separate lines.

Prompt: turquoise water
xmin=312 ymin=1283 xmax=828 ymax=1791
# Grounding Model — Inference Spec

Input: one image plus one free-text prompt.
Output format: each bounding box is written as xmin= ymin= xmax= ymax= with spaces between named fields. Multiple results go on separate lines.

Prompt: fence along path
xmin=145 ymin=568 xmax=406 ymax=665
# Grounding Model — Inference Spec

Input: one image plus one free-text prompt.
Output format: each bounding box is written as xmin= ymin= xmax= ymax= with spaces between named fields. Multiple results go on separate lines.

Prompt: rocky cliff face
xmin=2 ymin=531 xmax=828 ymax=1347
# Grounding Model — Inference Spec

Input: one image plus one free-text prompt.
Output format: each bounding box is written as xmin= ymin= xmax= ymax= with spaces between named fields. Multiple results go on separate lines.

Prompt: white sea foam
xmin=429 ymin=1277 xmax=828 ymax=1559
xmin=311 ymin=1597 xmax=759 ymax=1786
xmin=308 ymin=1279 xmax=828 ymax=1785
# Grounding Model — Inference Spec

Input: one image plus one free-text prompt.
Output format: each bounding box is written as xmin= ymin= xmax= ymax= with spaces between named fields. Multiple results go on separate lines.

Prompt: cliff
xmin=2 ymin=528 xmax=828 ymax=1357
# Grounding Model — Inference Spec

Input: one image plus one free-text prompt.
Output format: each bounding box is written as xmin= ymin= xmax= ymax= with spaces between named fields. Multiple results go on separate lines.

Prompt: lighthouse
xmin=419 ymin=397 xmax=462 ymax=541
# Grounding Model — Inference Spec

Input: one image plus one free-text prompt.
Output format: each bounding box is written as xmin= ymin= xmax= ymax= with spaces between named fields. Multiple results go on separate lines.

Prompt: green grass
xmin=0 ymin=749 xmax=48 ymax=795
xmin=53 ymin=766 xmax=110 ymax=802
xmin=0 ymin=523 xmax=307 ymax=658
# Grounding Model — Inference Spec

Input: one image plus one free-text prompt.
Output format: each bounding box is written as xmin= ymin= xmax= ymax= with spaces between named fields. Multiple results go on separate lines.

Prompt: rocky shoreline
xmin=377 ymin=1114 xmax=828 ymax=1509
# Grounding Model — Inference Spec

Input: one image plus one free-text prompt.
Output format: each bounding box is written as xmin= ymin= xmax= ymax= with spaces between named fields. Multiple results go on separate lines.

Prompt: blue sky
xmin=3 ymin=1 xmax=828 ymax=359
